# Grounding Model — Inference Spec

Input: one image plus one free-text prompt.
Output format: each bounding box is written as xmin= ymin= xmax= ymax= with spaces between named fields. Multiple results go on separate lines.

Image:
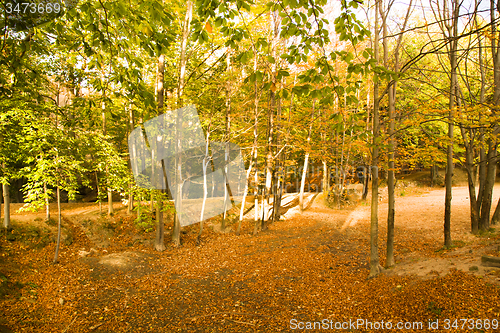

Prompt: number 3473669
xmin=5 ymin=2 xmax=62 ymax=15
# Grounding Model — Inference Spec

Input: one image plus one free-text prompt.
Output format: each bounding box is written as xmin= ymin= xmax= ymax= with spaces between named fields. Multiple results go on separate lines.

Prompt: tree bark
xmin=198 ymin=131 xmax=210 ymax=243
xmin=479 ymin=146 xmax=497 ymax=231
xmin=461 ymin=127 xmax=480 ymax=233
xmin=272 ymin=80 xmax=283 ymax=224
xmin=2 ymin=183 xmax=10 ymax=230
xmin=492 ymin=197 xmax=500 ymax=225
xmin=299 ymin=101 xmax=315 ymax=212
xmin=172 ymin=1 xmax=193 ymax=246
xmin=369 ymin=0 xmax=383 ymax=278
xmin=252 ymin=45 xmax=260 ymax=235
xmin=44 ymin=182 xmax=50 ymax=222
xmin=101 ymin=99 xmax=114 ymax=216
xmin=222 ymin=52 xmax=231 ymax=232
xmin=477 ymin=0 xmax=500 ymax=231
xmin=238 ymin=158 xmax=253 ymax=235
xmin=381 ymin=3 xmax=395 ymax=268
xmin=127 ymin=104 xmax=135 ymax=215
xmin=155 ymin=54 xmax=166 ymax=252
xmin=53 ymin=185 xmax=61 ymax=264
xmin=443 ymin=0 xmax=459 ymax=249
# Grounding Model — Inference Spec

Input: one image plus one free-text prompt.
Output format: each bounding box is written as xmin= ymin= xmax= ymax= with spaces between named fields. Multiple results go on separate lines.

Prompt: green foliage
xmin=134 ymin=212 xmax=155 ymax=233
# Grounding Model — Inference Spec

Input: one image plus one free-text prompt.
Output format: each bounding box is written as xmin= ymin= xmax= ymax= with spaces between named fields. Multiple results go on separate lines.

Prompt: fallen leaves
xmin=0 ymin=194 xmax=499 ymax=332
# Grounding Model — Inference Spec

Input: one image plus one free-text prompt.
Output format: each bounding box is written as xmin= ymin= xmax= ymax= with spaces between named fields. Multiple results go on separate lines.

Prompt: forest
xmin=1 ymin=0 xmax=500 ymax=331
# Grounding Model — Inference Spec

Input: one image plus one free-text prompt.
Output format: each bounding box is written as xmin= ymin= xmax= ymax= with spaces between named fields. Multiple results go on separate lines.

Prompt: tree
xmin=430 ymin=0 xmax=459 ymax=248
xmin=20 ymin=110 xmax=88 ymax=263
xmin=369 ymin=0 xmax=384 ymax=278
xmin=380 ymin=0 xmax=413 ymax=268
xmin=172 ymin=0 xmax=193 ymax=247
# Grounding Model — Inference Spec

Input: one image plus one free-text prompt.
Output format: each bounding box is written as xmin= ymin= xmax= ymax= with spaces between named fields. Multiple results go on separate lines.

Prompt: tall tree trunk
xmin=443 ymin=0 xmax=459 ymax=248
xmin=479 ymin=146 xmax=497 ymax=230
xmin=299 ymin=101 xmax=315 ymax=211
xmin=272 ymin=79 xmax=283 ymax=224
xmin=382 ymin=0 xmax=412 ymax=268
xmin=263 ymin=12 xmax=279 ymax=229
xmin=222 ymin=52 xmax=232 ymax=232
xmin=476 ymin=9 xmax=487 ymax=214
xmin=155 ymin=54 xmax=166 ymax=252
xmin=478 ymin=0 xmax=500 ymax=230
xmin=461 ymin=127 xmax=480 ymax=233
xmin=102 ymin=100 xmax=114 ymax=216
xmin=385 ymin=69 xmax=396 ymax=266
xmin=380 ymin=4 xmax=395 ymax=268
xmin=238 ymin=158 xmax=254 ymax=235
xmin=369 ymin=0 xmax=383 ymax=278
xmin=53 ymin=185 xmax=61 ymax=264
xmin=252 ymin=46 xmax=261 ymax=235
xmin=477 ymin=142 xmax=486 ymax=212
xmin=2 ymin=183 xmax=10 ymax=230
xmin=44 ymin=182 xmax=50 ymax=222
xmin=198 ymin=131 xmax=211 ymax=243
xmin=172 ymin=1 xmax=193 ymax=246
xmin=127 ymin=104 xmax=135 ymax=215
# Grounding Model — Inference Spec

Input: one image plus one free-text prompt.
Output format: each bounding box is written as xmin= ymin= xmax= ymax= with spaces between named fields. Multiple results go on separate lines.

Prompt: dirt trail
xmin=343 ymin=185 xmax=500 ymax=283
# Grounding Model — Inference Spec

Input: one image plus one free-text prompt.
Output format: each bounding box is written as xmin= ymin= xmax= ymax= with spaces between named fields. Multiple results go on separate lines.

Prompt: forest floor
xmin=1 ymin=183 xmax=500 ymax=332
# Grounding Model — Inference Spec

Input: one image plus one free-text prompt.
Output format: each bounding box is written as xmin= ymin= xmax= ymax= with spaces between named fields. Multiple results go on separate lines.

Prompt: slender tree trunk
xmin=479 ymin=146 xmax=497 ymax=230
xmin=127 ymin=104 xmax=134 ymax=215
xmin=322 ymin=160 xmax=328 ymax=198
xmin=478 ymin=0 xmax=500 ymax=228
xmin=461 ymin=127 xmax=480 ymax=233
xmin=107 ymin=185 xmax=113 ymax=215
xmin=261 ymin=11 xmax=279 ymax=228
xmin=172 ymin=1 xmax=192 ymax=246
xmin=44 ymin=182 xmax=50 ymax=221
xmin=272 ymin=91 xmax=283 ymax=223
xmin=443 ymin=0 xmax=459 ymax=248
xmin=222 ymin=52 xmax=232 ymax=232
xmin=53 ymin=185 xmax=62 ymax=264
xmin=299 ymin=157 xmax=309 ymax=211
xmin=385 ymin=86 xmax=396 ymax=266
xmin=238 ymin=158 xmax=254 ymax=235
xmin=380 ymin=5 xmax=395 ymax=268
xmin=2 ymin=183 xmax=10 ymax=230
xmin=102 ymin=100 xmax=114 ymax=216
xmin=264 ymin=98 xmax=274 ymax=228
xmin=252 ymin=46 xmax=260 ymax=235
xmin=199 ymin=131 xmax=211 ymax=243
xmin=299 ymin=101 xmax=315 ymax=211
xmin=155 ymin=54 xmax=166 ymax=252
xmin=477 ymin=144 xmax=486 ymax=212
xmin=150 ymin=192 xmax=154 ymax=214
xmin=369 ymin=0 xmax=383 ymax=277
xmin=382 ymin=0 xmax=412 ymax=268
xmin=94 ymin=171 xmax=102 ymax=215
xmin=137 ymin=193 xmax=142 ymax=220
xmin=476 ymin=11 xmax=486 ymax=213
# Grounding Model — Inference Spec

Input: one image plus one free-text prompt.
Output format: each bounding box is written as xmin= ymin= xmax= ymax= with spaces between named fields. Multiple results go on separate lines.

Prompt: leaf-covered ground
xmin=1 ymin=185 xmax=500 ymax=332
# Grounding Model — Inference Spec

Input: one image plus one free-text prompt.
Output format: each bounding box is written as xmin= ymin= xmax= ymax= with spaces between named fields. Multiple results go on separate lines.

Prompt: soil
xmin=0 ymin=182 xmax=500 ymax=332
